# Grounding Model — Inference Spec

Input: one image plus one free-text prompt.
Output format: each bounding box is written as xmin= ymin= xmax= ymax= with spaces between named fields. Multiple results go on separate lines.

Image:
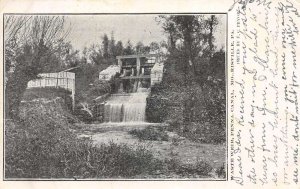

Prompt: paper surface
xmin=1 ymin=0 xmax=300 ymax=188
xmin=228 ymin=0 xmax=300 ymax=187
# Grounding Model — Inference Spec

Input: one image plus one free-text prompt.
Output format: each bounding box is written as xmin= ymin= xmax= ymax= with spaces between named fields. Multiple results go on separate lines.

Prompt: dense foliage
xmin=129 ymin=126 xmax=169 ymax=142
xmin=146 ymin=15 xmax=226 ymax=144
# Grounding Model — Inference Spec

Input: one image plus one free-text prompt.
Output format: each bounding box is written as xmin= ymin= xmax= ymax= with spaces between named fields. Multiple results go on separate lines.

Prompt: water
xmin=104 ymin=92 xmax=149 ymax=123
xmin=106 ymin=104 xmax=123 ymax=122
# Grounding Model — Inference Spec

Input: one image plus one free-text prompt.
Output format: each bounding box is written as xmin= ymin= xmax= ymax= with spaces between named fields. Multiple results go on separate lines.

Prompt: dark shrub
xmin=86 ymin=80 xmax=111 ymax=101
xmin=179 ymin=122 xmax=226 ymax=144
xmin=215 ymin=163 xmax=226 ymax=179
xmin=194 ymin=160 xmax=214 ymax=176
xmin=129 ymin=126 xmax=169 ymax=141
xmin=73 ymin=104 xmax=94 ymax=123
xmin=164 ymin=158 xmax=213 ymax=177
xmin=75 ymin=63 xmax=110 ymax=103
xmin=72 ymin=142 xmax=163 ymax=178
xmin=146 ymin=95 xmax=168 ymax=123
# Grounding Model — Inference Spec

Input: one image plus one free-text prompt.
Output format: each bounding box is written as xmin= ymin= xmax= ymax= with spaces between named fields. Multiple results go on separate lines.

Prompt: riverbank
xmin=74 ymin=122 xmax=226 ymax=178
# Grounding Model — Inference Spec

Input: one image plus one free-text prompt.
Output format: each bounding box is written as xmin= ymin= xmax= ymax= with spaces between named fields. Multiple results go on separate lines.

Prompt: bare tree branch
xmin=4 ymin=15 xmax=70 ymax=47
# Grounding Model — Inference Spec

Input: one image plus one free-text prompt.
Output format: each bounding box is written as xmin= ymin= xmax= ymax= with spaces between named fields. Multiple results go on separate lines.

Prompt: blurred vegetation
xmin=129 ymin=126 xmax=169 ymax=142
xmin=165 ymin=158 xmax=213 ymax=177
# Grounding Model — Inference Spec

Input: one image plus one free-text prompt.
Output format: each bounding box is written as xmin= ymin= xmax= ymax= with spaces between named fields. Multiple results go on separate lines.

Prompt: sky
xmin=65 ymin=14 xmax=226 ymax=51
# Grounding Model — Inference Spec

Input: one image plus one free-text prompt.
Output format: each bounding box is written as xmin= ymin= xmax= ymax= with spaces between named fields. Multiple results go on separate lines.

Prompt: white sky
xmin=65 ymin=14 xmax=226 ymax=51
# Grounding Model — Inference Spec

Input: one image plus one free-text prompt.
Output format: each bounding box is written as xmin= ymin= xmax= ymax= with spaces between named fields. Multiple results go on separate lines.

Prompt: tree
xmin=123 ymin=40 xmax=135 ymax=55
xmin=81 ymin=46 xmax=88 ymax=64
xmin=150 ymin=42 xmax=159 ymax=53
xmin=207 ymin=15 xmax=218 ymax=55
xmin=135 ymin=41 xmax=144 ymax=54
xmin=157 ymin=15 xmax=220 ymax=124
xmin=135 ymin=41 xmax=150 ymax=54
xmin=156 ymin=16 xmax=179 ymax=52
xmin=50 ymin=40 xmax=81 ymax=70
xmin=115 ymin=41 xmax=124 ymax=56
xmin=102 ymin=34 xmax=109 ymax=58
xmin=4 ymin=15 xmax=69 ymax=120
xmin=108 ymin=31 xmax=116 ymax=58
xmin=87 ymin=44 xmax=102 ymax=65
xmin=157 ymin=15 xmax=218 ymax=81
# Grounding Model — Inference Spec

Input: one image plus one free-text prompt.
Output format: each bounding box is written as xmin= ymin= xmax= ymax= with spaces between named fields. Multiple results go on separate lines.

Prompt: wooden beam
xmin=120 ymin=75 xmax=151 ymax=80
xmin=116 ymin=54 xmax=158 ymax=59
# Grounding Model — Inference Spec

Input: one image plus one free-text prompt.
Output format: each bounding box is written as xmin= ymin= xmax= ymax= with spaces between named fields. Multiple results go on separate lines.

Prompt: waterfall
xmin=106 ymin=103 xmax=123 ymax=122
xmin=104 ymin=92 xmax=148 ymax=123
xmin=123 ymin=102 xmax=146 ymax=122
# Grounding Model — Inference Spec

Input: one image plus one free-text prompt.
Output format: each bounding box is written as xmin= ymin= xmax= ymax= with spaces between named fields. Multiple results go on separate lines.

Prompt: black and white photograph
xmin=4 ymin=14 xmax=227 ymax=180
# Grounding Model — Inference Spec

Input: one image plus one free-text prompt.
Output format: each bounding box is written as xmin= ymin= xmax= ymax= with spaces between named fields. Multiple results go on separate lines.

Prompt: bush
xmin=6 ymin=98 xmax=79 ymax=178
xmin=178 ymin=122 xmax=226 ymax=144
xmin=146 ymin=95 xmax=168 ymax=123
xmin=73 ymin=103 xmax=95 ymax=123
xmin=129 ymin=126 xmax=169 ymax=141
xmin=165 ymin=158 xmax=213 ymax=177
xmin=215 ymin=163 xmax=226 ymax=179
xmin=5 ymin=118 xmax=77 ymax=178
xmin=68 ymin=142 xmax=163 ymax=178
xmin=75 ymin=63 xmax=110 ymax=103
xmin=194 ymin=160 xmax=214 ymax=176
xmin=146 ymin=82 xmax=184 ymax=123
xmin=86 ymin=80 xmax=111 ymax=101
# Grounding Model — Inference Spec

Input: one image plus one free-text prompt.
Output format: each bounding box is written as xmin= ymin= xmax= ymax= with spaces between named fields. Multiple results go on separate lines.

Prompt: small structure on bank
xmin=98 ymin=54 xmax=164 ymax=93
xmin=99 ymin=65 xmax=120 ymax=81
xmin=151 ymin=62 xmax=164 ymax=86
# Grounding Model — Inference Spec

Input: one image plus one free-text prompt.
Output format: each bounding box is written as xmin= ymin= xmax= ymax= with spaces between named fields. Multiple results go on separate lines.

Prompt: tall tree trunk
xmin=5 ymin=69 xmax=34 ymax=120
xmin=5 ymin=39 xmax=45 ymax=120
xmin=209 ymin=15 xmax=215 ymax=56
xmin=182 ymin=18 xmax=195 ymax=125
xmin=169 ymin=34 xmax=176 ymax=52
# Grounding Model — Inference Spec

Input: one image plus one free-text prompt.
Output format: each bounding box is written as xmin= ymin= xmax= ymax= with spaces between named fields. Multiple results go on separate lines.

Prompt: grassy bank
xmin=5 ymin=98 xmax=160 ymax=178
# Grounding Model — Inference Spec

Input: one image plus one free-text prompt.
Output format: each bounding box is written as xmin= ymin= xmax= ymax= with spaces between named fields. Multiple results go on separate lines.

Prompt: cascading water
xmin=104 ymin=91 xmax=149 ymax=123
xmin=106 ymin=103 xmax=123 ymax=122
xmin=100 ymin=54 xmax=164 ymax=124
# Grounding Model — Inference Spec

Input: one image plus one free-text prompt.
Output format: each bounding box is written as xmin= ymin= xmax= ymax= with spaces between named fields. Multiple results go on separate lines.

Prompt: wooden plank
xmin=120 ymin=75 xmax=151 ymax=80
xmin=116 ymin=54 xmax=158 ymax=59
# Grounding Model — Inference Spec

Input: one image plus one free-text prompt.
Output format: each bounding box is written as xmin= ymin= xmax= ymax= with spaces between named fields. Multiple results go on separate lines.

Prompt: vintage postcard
xmin=0 ymin=0 xmax=299 ymax=188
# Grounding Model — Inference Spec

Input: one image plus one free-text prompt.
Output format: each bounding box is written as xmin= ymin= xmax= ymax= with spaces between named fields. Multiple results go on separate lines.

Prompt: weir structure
xmin=101 ymin=54 xmax=164 ymax=123
xmin=116 ymin=54 xmax=161 ymax=92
